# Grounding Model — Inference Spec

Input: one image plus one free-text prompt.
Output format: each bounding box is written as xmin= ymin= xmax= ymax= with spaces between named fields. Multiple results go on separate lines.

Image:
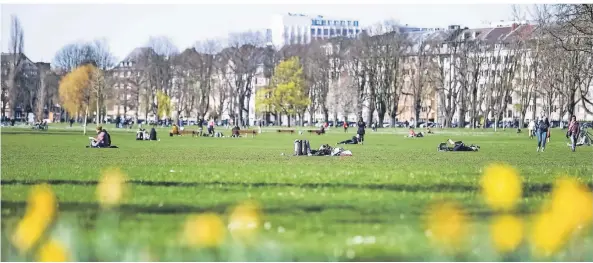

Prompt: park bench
xmin=238 ymin=129 xmax=257 ymax=138
xmin=178 ymin=129 xmax=195 ymax=136
xmin=277 ymin=129 xmax=295 ymax=134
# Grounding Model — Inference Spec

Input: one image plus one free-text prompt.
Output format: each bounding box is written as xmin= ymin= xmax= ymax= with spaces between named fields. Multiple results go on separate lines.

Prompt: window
xmin=330 ymin=29 xmax=335 ymax=35
xmin=341 ymin=20 xmax=345 ymax=26
xmin=507 ymin=110 xmax=512 ymax=118
xmin=348 ymin=29 xmax=353 ymax=34
xmin=317 ymin=28 xmax=322 ymax=35
xmin=334 ymin=20 xmax=339 ymax=25
xmin=342 ymin=29 xmax=347 ymax=36
xmin=347 ymin=21 xmax=352 ymax=26
xmin=354 ymin=21 xmax=359 ymax=27
xmin=323 ymin=29 xmax=329 ymax=35
xmin=311 ymin=28 xmax=316 ymax=35
xmin=355 ymin=29 xmax=360 ymax=34
xmin=321 ymin=20 xmax=326 ymax=26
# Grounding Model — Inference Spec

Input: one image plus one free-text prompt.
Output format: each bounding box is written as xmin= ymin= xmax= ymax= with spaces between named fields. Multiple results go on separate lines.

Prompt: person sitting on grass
xmin=231 ymin=125 xmax=241 ymax=138
xmin=88 ymin=126 xmax=111 ymax=148
xmin=149 ymin=127 xmax=158 ymax=141
xmin=338 ymin=135 xmax=359 ymax=145
xmin=169 ymin=124 xmax=180 ymax=137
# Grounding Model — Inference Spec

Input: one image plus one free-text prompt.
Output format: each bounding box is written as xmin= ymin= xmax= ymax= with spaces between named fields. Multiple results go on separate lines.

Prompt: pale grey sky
xmin=1 ymin=4 xmax=517 ymax=63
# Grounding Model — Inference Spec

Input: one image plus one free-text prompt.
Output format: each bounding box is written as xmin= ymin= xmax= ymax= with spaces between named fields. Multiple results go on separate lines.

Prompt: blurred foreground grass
xmin=1 ymin=126 xmax=592 ymax=261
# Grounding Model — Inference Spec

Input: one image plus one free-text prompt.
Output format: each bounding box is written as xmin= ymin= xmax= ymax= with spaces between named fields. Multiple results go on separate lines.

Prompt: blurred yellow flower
xmin=530 ymin=177 xmax=593 ymax=257
xmin=490 ymin=214 xmax=523 ymax=253
xmin=549 ymin=177 xmax=593 ymax=231
xmin=531 ymin=210 xmax=570 ymax=257
xmin=11 ymin=184 xmax=57 ymax=253
xmin=425 ymin=201 xmax=468 ymax=251
xmin=228 ymin=201 xmax=262 ymax=242
xmin=96 ymin=168 xmax=127 ymax=209
xmin=481 ymin=163 xmax=522 ymax=211
xmin=26 ymin=184 xmax=57 ymax=219
xmin=183 ymin=213 xmax=225 ymax=248
xmin=36 ymin=239 xmax=69 ymax=262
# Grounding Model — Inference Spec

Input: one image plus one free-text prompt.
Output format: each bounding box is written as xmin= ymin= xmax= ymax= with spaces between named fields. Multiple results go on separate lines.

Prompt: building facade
xmin=271 ymin=13 xmax=362 ymax=47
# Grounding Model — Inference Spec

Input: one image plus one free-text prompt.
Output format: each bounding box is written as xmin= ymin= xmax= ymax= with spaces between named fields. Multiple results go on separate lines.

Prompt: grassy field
xmin=1 ymin=124 xmax=592 ymax=261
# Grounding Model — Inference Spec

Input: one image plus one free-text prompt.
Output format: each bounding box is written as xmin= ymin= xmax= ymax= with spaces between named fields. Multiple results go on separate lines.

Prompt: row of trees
xmin=3 ymin=4 xmax=592 ymax=128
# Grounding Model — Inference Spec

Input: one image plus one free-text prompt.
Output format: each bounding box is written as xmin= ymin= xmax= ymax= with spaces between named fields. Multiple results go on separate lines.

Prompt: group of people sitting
xmin=294 ymin=139 xmax=352 ymax=156
xmin=32 ymin=121 xmax=48 ymax=130
xmin=136 ymin=126 xmax=158 ymax=141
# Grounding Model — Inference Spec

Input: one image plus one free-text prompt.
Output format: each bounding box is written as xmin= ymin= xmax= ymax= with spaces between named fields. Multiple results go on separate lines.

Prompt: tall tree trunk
xmin=83 ymin=106 xmax=89 ymax=135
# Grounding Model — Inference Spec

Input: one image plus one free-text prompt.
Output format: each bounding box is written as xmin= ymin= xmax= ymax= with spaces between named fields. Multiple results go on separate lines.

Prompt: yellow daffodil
xmin=183 ymin=213 xmax=226 ymax=248
xmin=228 ymin=201 xmax=262 ymax=242
xmin=549 ymin=177 xmax=593 ymax=231
xmin=36 ymin=239 xmax=69 ymax=262
xmin=11 ymin=184 xmax=57 ymax=253
xmin=425 ymin=201 xmax=468 ymax=251
xmin=96 ymin=168 xmax=127 ymax=209
xmin=531 ymin=209 xmax=571 ymax=257
xmin=490 ymin=214 xmax=523 ymax=253
xmin=531 ymin=177 xmax=593 ymax=257
xmin=481 ymin=163 xmax=522 ymax=212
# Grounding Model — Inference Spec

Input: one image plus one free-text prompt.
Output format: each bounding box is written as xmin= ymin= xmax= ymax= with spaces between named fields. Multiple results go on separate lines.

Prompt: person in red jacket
xmin=343 ymin=121 xmax=348 ymax=133
xmin=567 ymin=115 xmax=580 ymax=152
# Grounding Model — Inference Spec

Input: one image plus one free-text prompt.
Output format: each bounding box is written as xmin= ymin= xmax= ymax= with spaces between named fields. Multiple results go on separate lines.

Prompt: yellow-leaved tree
xmin=59 ymin=64 xmax=106 ymax=135
xmin=258 ymin=56 xmax=310 ymax=127
xmin=156 ymin=91 xmax=172 ymax=120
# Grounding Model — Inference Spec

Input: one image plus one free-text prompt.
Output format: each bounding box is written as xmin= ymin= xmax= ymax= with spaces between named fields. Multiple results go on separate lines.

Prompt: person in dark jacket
xmin=149 ymin=127 xmax=158 ymax=141
xmin=536 ymin=115 xmax=550 ymax=152
xmin=357 ymin=117 xmax=366 ymax=145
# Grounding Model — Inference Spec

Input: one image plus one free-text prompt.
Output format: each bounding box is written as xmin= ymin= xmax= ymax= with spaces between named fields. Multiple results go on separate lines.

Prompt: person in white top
xmin=528 ymin=120 xmax=536 ymax=139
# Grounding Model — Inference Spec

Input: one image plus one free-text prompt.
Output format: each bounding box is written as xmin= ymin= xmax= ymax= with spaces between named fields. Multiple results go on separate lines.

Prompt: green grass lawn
xmin=1 ymin=125 xmax=592 ymax=261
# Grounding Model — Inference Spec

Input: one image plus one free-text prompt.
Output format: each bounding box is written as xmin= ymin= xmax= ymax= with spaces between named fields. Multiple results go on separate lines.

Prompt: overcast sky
xmin=1 ymin=3 xmax=518 ymax=63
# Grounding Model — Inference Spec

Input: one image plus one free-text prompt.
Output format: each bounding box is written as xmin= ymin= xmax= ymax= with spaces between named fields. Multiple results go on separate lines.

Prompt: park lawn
xmin=1 ymin=126 xmax=592 ymax=261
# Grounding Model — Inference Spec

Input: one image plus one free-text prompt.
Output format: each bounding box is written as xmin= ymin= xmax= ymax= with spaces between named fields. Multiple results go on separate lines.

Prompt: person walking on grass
xmin=567 ymin=115 xmax=580 ymax=152
xmin=343 ymin=120 xmax=348 ymax=133
xmin=536 ymin=115 xmax=550 ymax=152
xmin=528 ymin=119 xmax=536 ymax=139
xmin=357 ymin=117 xmax=366 ymax=145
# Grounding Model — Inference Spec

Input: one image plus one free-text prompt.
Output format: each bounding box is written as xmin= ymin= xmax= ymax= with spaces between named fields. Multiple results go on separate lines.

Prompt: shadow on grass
xmin=0 ymin=200 xmax=357 ymax=215
xmin=2 ymin=179 xmax=583 ymax=197
xmin=0 ymin=199 xmax=536 ymax=219
xmin=1 ymin=130 xmax=89 ymax=136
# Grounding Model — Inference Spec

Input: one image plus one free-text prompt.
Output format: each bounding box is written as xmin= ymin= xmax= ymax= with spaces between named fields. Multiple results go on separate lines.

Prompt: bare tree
xmin=145 ymin=36 xmax=179 ymax=120
xmin=224 ymin=31 xmax=265 ymax=126
xmin=403 ymin=35 xmax=433 ymax=128
xmin=2 ymin=15 xmax=25 ymax=118
xmin=344 ymin=36 xmax=369 ymax=120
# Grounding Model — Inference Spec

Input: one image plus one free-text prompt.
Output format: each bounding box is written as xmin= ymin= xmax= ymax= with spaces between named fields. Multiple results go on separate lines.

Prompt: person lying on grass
xmin=337 ymin=135 xmax=360 ymax=145
xmin=407 ymin=129 xmax=424 ymax=138
xmin=89 ymin=126 xmax=111 ymax=148
xmin=438 ymin=139 xmax=480 ymax=152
